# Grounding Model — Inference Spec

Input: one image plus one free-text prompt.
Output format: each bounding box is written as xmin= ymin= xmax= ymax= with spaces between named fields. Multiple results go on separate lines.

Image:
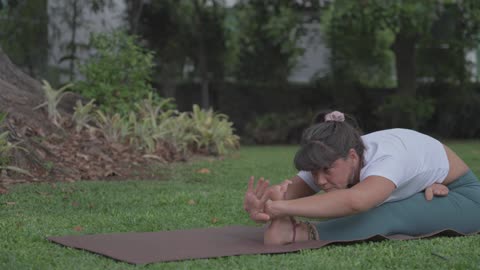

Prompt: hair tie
xmin=324 ymin=111 xmax=345 ymax=122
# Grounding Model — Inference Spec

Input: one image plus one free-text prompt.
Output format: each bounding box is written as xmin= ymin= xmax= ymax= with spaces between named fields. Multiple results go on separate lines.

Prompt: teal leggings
xmin=314 ymin=170 xmax=480 ymax=241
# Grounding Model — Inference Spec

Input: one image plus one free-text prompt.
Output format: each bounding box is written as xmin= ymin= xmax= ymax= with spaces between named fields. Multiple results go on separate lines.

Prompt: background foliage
xmin=2 ymin=0 xmax=480 ymax=143
xmin=74 ymin=31 xmax=155 ymax=114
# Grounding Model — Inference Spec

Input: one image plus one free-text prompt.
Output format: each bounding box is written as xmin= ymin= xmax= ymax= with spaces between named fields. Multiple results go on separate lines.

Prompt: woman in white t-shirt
xmin=244 ymin=110 xmax=480 ymax=244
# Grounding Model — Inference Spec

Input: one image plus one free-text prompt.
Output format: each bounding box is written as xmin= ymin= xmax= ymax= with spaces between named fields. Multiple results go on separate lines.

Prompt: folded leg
xmin=314 ymin=171 xmax=480 ymax=241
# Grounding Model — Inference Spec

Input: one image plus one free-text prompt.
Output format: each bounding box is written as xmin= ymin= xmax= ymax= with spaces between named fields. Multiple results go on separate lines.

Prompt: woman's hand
xmin=267 ymin=179 xmax=292 ymax=201
xmin=244 ymin=176 xmax=271 ymax=222
xmin=244 ymin=178 xmax=292 ymax=222
xmin=424 ymin=183 xmax=449 ymax=201
xmin=263 ymin=180 xmax=292 ymax=219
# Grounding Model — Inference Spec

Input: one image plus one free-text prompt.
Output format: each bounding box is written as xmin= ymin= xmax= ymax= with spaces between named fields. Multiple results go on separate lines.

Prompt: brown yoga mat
xmin=47 ymin=225 xmax=477 ymax=265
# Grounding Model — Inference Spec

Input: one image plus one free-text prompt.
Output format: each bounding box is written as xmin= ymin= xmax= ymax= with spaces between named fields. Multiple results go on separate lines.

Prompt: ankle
xmin=263 ymin=217 xmax=293 ymax=245
xmin=263 ymin=217 xmax=314 ymax=245
xmin=293 ymin=222 xmax=311 ymax=242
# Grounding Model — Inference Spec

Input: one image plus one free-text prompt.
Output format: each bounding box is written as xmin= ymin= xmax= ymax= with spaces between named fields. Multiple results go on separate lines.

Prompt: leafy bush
xmin=375 ymin=94 xmax=435 ymax=130
xmin=75 ymin=31 xmax=155 ymax=114
xmin=94 ymin=111 xmax=130 ymax=144
xmin=245 ymin=111 xmax=314 ymax=144
xmin=128 ymin=94 xmax=176 ymax=153
xmin=127 ymin=111 xmax=157 ymax=153
xmin=0 ymin=113 xmax=32 ymax=176
xmin=33 ymin=80 xmax=73 ymax=126
xmin=72 ymin=99 xmax=96 ymax=132
xmin=430 ymin=87 xmax=480 ymax=138
xmin=189 ymin=105 xmax=240 ymax=155
xmin=88 ymin=95 xmax=239 ymax=156
xmin=153 ymin=105 xmax=240 ymax=156
xmin=156 ymin=112 xmax=198 ymax=155
xmin=0 ymin=113 xmax=13 ymax=166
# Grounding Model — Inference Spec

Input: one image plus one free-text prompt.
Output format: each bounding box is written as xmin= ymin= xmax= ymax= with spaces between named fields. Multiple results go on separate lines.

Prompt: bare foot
xmin=264 ymin=217 xmax=310 ymax=245
xmin=263 ymin=180 xmax=311 ymax=245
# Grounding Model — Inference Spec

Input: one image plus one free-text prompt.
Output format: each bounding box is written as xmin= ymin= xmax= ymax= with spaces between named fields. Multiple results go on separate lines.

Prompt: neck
xmin=348 ymin=159 xmax=363 ymax=188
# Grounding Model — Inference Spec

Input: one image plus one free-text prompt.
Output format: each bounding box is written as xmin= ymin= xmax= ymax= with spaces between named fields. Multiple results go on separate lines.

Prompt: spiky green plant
xmin=128 ymin=112 xmax=157 ymax=153
xmin=189 ymin=105 xmax=240 ymax=155
xmin=94 ymin=110 xmax=130 ymax=143
xmin=0 ymin=113 xmax=32 ymax=176
xmin=0 ymin=113 xmax=14 ymax=166
xmin=127 ymin=108 xmax=170 ymax=153
xmin=156 ymin=112 xmax=198 ymax=155
xmin=0 ymin=129 xmax=13 ymax=167
xmin=72 ymin=99 xmax=96 ymax=132
xmin=33 ymin=80 xmax=73 ymax=126
xmin=209 ymin=117 xmax=240 ymax=155
xmin=135 ymin=93 xmax=174 ymax=130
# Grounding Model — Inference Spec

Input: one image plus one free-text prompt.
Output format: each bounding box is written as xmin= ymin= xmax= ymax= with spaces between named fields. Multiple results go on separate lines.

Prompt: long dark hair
xmin=294 ymin=110 xmax=365 ymax=171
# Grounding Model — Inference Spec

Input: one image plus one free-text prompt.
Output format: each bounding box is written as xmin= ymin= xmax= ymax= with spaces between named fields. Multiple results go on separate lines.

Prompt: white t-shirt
xmin=297 ymin=128 xmax=450 ymax=203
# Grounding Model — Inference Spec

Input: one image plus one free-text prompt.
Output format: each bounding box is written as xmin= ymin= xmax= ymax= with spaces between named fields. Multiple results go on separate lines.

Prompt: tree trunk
xmin=160 ymin=74 xmax=177 ymax=99
xmin=0 ymin=47 xmax=84 ymax=135
xmin=68 ymin=0 xmax=79 ymax=82
xmin=200 ymin=76 xmax=210 ymax=109
xmin=126 ymin=0 xmax=145 ymax=35
xmin=392 ymin=32 xmax=418 ymax=96
xmin=162 ymin=79 xmax=177 ymax=99
xmin=0 ymin=48 xmax=53 ymax=135
xmin=389 ymin=32 xmax=420 ymax=128
xmin=193 ymin=0 xmax=210 ymax=109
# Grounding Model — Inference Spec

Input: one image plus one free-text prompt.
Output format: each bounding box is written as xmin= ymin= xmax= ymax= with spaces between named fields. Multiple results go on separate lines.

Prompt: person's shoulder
xmin=362 ymin=128 xmax=427 ymax=141
xmin=363 ymin=128 xmax=414 ymax=136
xmin=361 ymin=129 xmax=412 ymax=160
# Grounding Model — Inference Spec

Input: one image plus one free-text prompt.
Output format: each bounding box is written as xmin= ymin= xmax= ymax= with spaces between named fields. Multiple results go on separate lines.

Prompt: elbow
xmin=349 ymin=193 xmax=372 ymax=214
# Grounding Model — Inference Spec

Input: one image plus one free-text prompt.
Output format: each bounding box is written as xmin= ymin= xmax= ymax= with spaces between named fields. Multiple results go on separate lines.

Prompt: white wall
xmin=47 ymin=0 xmax=126 ymax=83
xmin=288 ymin=22 xmax=330 ymax=83
xmin=46 ymin=0 xmax=331 ymax=83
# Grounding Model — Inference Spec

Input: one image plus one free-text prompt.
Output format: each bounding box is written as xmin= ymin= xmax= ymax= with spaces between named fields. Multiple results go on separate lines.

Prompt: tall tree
xmin=0 ymin=0 xmax=48 ymax=77
xmin=190 ymin=0 xmax=226 ymax=109
xmin=48 ymin=0 xmax=113 ymax=82
xmin=325 ymin=0 xmax=480 ymax=96
xmin=228 ymin=0 xmax=305 ymax=83
xmin=137 ymin=0 xmax=226 ymax=109
xmin=125 ymin=0 xmax=145 ymax=35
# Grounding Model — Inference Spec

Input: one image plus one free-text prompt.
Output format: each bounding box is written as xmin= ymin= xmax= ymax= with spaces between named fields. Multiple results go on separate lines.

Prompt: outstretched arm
xmin=264 ymin=176 xmax=396 ymax=219
xmin=244 ymin=175 xmax=316 ymax=222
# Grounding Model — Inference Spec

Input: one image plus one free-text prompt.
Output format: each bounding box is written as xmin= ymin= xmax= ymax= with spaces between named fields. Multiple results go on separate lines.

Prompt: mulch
xmin=0 ymin=121 xmax=186 ymax=194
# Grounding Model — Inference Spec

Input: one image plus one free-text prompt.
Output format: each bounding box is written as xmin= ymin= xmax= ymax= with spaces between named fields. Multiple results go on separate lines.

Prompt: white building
xmin=45 ymin=0 xmax=479 ymax=84
xmin=47 ymin=0 xmax=127 ymax=83
xmin=46 ymin=0 xmax=330 ymax=84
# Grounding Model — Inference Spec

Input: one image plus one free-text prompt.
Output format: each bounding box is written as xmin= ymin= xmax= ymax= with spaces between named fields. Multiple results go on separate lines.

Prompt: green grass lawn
xmin=1 ymin=142 xmax=480 ymax=269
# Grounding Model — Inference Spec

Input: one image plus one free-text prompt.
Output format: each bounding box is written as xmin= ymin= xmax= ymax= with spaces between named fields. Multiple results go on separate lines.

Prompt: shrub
xmin=156 ymin=112 xmax=198 ymax=155
xmin=128 ymin=93 xmax=176 ymax=153
xmin=0 ymin=113 xmax=12 ymax=167
xmin=72 ymin=99 xmax=96 ymax=132
xmin=89 ymin=97 xmax=239 ymax=156
xmin=189 ymin=105 xmax=240 ymax=155
xmin=75 ymin=30 xmax=155 ymax=114
xmin=245 ymin=111 xmax=314 ymax=144
xmin=134 ymin=104 xmax=240 ymax=156
xmin=431 ymin=86 xmax=480 ymax=138
xmin=0 ymin=113 xmax=32 ymax=176
xmin=33 ymin=80 xmax=73 ymax=126
xmin=375 ymin=94 xmax=435 ymax=130
xmin=154 ymin=105 xmax=240 ymax=156
xmin=94 ymin=111 xmax=130 ymax=144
